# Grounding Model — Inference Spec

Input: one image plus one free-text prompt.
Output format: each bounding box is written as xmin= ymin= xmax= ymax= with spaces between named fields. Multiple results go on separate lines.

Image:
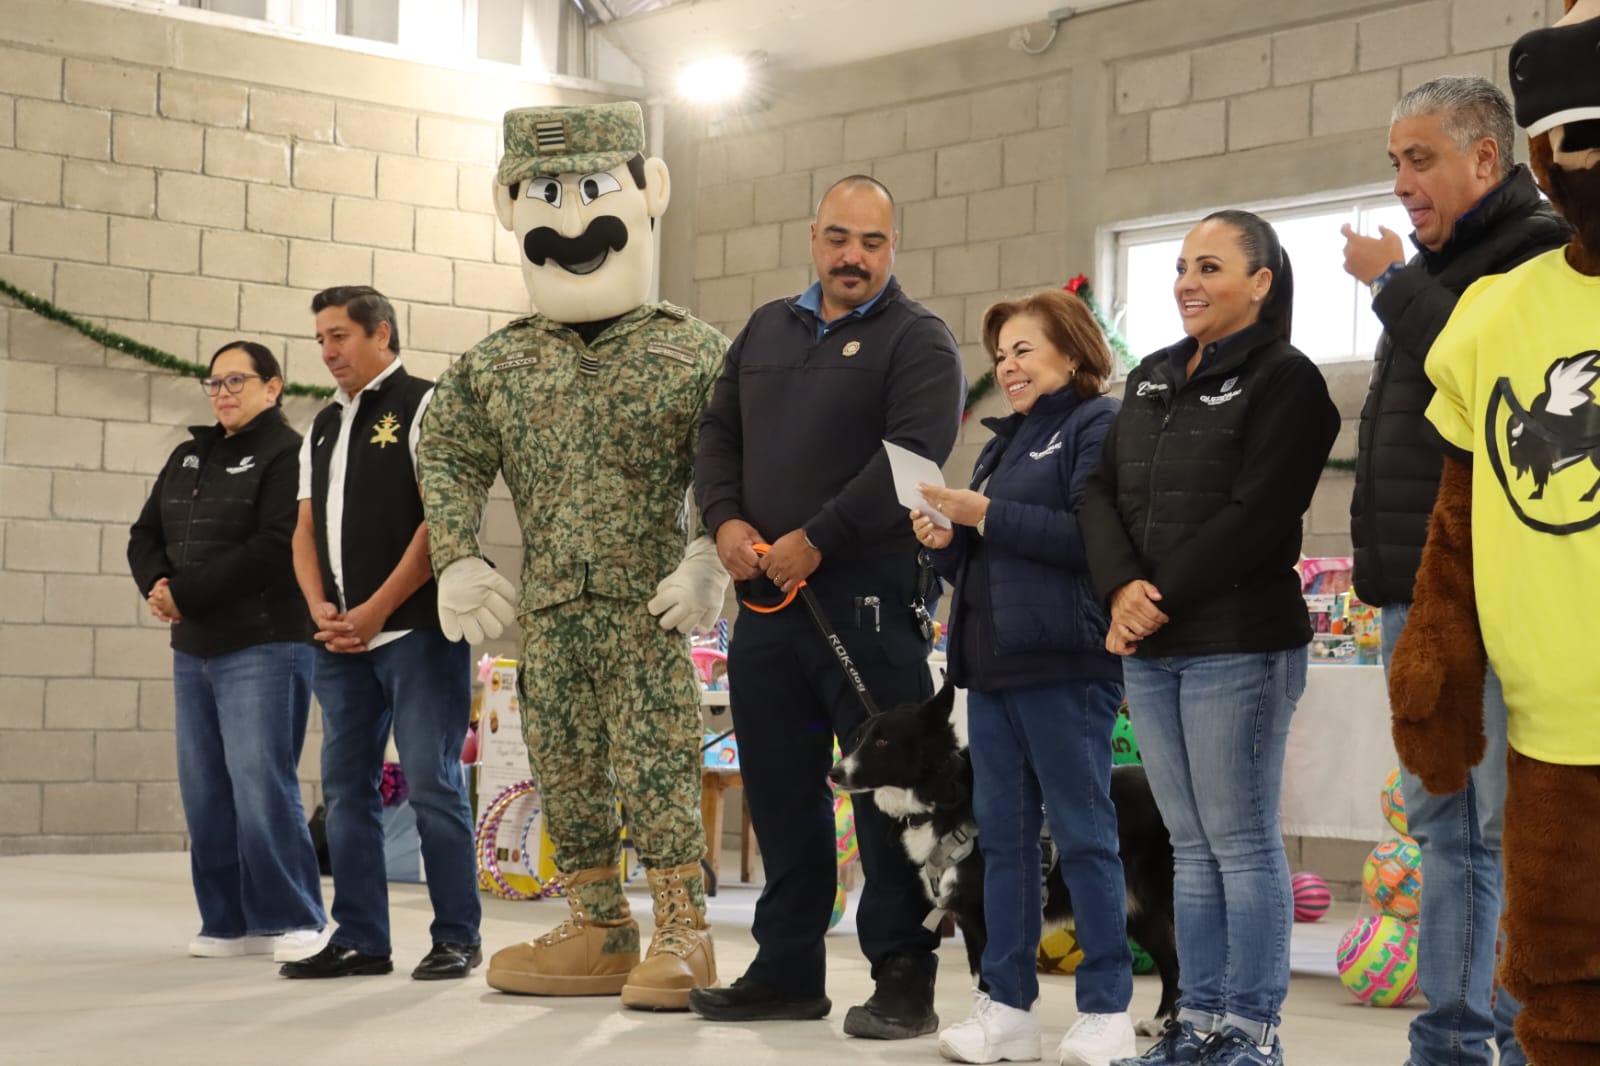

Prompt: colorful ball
xmin=1292 ymin=871 xmax=1333 ymax=922
xmin=835 ymin=793 xmax=859 ymax=868
xmin=1363 ymin=838 xmax=1423 ymax=922
xmin=1111 ymin=701 xmax=1142 ymax=766
xmin=1128 ymin=937 xmax=1155 ymax=976
xmin=1381 ymin=767 xmax=1408 ymax=836
xmin=829 ymin=881 xmax=847 ymax=930
xmin=1037 ymin=926 xmax=1084 ymax=975
xmin=1336 ymin=913 xmax=1419 ymax=1006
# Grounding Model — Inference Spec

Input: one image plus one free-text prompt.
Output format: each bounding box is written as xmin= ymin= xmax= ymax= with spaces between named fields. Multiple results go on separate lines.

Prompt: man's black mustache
xmin=830 ymin=265 xmax=870 ymax=280
xmin=523 ymin=216 xmax=629 ymax=268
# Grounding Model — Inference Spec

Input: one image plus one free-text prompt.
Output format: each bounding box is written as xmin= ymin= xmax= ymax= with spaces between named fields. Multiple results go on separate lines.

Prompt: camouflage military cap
xmin=497 ymin=101 xmax=646 ymax=187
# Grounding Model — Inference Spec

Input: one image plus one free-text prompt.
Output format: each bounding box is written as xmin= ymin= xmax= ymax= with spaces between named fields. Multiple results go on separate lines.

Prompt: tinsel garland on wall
xmin=0 ymin=277 xmax=334 ymax=399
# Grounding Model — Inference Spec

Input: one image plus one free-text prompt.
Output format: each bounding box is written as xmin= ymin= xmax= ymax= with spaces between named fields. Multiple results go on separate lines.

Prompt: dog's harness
xmin=902 ymin=809 xmax=979 ymax=931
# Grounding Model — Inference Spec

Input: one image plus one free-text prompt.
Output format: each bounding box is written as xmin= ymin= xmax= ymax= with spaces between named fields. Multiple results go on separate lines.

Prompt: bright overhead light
xmin=676 ymin=55 xmax=749 ymax=103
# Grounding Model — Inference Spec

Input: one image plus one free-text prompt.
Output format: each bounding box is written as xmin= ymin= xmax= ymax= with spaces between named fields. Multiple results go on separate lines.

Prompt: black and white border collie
xmin=829 ymin=683 xmax=1180 ymax=1034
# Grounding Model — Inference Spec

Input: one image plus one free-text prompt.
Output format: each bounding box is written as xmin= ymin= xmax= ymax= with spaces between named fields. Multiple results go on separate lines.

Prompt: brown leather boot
xmin=620 ymin=860 xmax=718 ymax=1010
xmin=485 ymin=865 xmax=640 ymax=995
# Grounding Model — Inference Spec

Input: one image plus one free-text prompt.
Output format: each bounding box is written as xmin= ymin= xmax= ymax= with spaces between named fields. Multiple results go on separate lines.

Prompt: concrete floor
xmin=0 ymin=852 xmax=1415 ymax=1066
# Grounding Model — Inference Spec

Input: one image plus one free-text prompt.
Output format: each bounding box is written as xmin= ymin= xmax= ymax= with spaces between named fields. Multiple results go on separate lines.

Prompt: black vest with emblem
xmin=307 ymin=364 xmax=439 ymax=632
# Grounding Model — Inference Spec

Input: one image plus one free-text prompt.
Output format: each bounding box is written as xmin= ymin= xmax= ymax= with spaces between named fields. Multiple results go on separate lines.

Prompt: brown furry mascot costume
xmin=1390 ymin=2 xmax=1600 ymax=1061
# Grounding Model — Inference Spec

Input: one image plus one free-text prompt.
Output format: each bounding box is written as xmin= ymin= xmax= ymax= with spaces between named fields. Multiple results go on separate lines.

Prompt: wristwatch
xmin=976 ymin=514 xmax=987 ymax=537
xmin=1369 ymin=262 xmax=1402 ymax=298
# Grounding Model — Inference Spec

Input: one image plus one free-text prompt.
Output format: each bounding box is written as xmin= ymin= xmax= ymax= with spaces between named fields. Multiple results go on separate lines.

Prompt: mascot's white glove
xmin=436 ymin=558 xmax=517 ymax=644
xmin=647 ymin=535 xmax=729 ymax=634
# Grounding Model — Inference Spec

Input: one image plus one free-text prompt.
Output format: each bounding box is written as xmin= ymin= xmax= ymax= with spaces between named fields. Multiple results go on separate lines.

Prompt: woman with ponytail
xmin=1080 ymin=211 xmax=1339 ymax=1066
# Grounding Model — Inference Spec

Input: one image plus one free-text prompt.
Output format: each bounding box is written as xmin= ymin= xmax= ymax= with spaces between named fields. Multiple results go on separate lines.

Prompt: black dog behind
xmin=828 ymin=684 xmax=1179 ymax=1033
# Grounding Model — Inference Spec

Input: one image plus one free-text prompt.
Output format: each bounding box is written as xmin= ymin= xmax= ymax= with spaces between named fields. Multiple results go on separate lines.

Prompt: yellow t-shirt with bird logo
xmin=1426 ymin=247 xmax=1600 ymax=764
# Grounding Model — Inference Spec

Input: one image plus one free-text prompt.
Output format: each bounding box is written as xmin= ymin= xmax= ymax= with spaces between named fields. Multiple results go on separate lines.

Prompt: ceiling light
xmin=676 ymin=55 xmax=749 ymax=103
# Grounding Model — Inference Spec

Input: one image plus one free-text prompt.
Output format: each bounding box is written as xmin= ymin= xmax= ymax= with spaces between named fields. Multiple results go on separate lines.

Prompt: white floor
xmin=0 ymin=852 xmax=1414 ymax=1066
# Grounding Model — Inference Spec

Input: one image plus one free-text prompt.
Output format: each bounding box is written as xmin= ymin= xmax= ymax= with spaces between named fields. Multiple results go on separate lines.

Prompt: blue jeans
xmin=315 ymin=628 xmax=479 ymax=955
xmin=968 ymin=680 xmax=1133 ymax=1013
xmin=1121 ymin=647 xmax=1307 ymax=1045
xmin=1381 ymin=604 xmax=1524 ymax=1066
xmin=174 ymin=642 xmax=326 ymax=938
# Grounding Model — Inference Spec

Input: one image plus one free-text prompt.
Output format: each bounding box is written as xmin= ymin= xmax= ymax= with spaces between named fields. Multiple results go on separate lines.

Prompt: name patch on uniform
xmin=646 ymin=341 xmax=697 ymax=366
xmin=492 ymin=352 xmax=541 ymax=372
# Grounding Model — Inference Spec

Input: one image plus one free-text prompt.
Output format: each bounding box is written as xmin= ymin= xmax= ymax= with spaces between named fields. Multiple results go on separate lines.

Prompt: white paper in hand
xmin=883 ymin=440 xmax=950 ymax=529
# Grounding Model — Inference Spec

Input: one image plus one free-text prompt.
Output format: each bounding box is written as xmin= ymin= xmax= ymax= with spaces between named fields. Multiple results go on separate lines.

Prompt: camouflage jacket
xmin=418 ymin=302 xmax=728 ymax=617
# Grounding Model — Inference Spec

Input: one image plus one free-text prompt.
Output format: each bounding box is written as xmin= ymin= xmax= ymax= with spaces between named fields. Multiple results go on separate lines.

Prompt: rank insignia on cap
xmin=842 ymin=341 xmax=861 ymax=357
xmin=535 ymin=120 xmax=566 ymax=154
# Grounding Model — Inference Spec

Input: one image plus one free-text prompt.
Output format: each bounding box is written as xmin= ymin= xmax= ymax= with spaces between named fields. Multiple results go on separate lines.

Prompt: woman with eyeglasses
xmin=128 ymin=341 xmax=327 ymax=963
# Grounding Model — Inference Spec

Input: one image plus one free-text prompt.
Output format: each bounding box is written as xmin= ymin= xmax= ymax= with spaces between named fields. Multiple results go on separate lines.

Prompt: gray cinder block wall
xmin=0 ymin=0 xmax=1562 ymax=863
xmin=0 ymin=0 xmax=609 ymax=854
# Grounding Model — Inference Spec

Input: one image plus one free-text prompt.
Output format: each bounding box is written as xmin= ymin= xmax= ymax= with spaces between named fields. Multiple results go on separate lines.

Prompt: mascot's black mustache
xmin=524 ymin=216 xmax=629 ymax=269
xmin=831 ymin=265 xmax=871 ymax=280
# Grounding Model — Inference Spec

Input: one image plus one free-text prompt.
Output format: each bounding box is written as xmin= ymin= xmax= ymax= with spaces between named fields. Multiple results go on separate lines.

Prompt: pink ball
xmin=1292 ymin=871 xmax=1332 ymax=922
xmin=460 ymin=726 xmax=478 ymax=765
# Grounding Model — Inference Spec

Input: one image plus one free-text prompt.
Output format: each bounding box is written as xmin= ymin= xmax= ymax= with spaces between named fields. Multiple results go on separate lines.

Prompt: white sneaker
xmin=188 ymin=935 xmax=275 ymax=958
xmin=939 ymin=993 xmax=1043 ymax=1063
xmin=1058 ymin=1012 xmax=1137 ymax=1066
xmin=273 ymin=928 xmax=330 ymax=963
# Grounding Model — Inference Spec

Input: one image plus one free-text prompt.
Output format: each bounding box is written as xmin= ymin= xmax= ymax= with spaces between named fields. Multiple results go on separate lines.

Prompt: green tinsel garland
xmin=0 ymin=276 xmax=334 ymax=399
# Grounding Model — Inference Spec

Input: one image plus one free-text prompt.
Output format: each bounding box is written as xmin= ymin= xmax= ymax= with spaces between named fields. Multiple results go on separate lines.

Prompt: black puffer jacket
xmin=1081 ymin=324 xmax=1340 ymax=657
xmin=1350 ymin=166 xmax=1569 ymax=606
xmin=127 ymin=407 xmax=310 ymax=658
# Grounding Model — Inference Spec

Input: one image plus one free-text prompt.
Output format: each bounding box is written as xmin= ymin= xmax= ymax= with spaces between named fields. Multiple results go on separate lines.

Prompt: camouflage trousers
xmin=517 ymin=593 xmax=706 ymax=876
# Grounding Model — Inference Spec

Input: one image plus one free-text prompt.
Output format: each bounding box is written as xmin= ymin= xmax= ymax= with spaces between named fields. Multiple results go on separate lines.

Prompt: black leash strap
xmin=797 ymin=583 xmax=883 ymax=718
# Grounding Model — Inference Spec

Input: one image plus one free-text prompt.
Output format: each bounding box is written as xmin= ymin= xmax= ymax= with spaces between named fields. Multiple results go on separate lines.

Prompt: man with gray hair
xmin=1344 ymin=75 xmax=1567 ymax=1066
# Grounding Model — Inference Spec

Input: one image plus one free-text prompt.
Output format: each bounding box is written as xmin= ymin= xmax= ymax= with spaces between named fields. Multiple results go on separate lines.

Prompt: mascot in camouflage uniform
xmin=1391 ymin=3 xmax=1600 ymax=1061
xmin=417 ymin=101 xmax=729 ymax=1011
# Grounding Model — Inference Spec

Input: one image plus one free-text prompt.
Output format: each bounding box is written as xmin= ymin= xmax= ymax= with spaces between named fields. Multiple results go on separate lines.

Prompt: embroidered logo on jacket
xmin=1028 ymin=430 xmax=1063 ymax=460
xmin=1136 ymin=381 xmax=1168 ymax=396
xmin=1199 ymin=382 xmax=1243 ymax=406
xmin=1487 ymin=350 xmax=1600 ymax=534
xmin=370 ymin=413 xmax=401 ymax=448
xmin=182 ymin=455 xmax=200 ymax=470
xmin=225 ymin=455 xmax=256 ymax=475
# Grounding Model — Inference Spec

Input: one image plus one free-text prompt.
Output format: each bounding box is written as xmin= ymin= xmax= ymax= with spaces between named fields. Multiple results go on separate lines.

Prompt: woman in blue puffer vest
xmin=913 ymin=288 xmax=1133 ymax=1064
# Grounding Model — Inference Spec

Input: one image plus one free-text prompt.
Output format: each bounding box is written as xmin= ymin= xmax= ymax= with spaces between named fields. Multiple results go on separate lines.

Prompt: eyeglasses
xmin=200 ymin=373 xmax=265 ymax=396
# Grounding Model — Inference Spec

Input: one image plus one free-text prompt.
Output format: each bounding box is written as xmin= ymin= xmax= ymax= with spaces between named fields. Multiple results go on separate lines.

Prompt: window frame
xmin=1096 ymin=182 xmax=1408 ymax=374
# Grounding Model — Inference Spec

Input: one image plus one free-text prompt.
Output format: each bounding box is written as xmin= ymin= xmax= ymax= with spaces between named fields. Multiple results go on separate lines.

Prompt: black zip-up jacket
xmin=1081 ymin=324 xmax=1340 ymax=657
xmin=127 ymin=407 xmax=311 ymax=658
xmin=1350 ymin=166 xmax=1570 ymax=606
xmin=695 ymin=276 xmax=965 ymax=565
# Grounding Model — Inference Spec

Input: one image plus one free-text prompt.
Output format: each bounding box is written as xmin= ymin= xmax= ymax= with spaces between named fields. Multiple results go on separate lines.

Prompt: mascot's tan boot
xmin=619 ymin=860 xmax=717 ymax=1010
xmin=486 ymin=865 xmax=640 ymax=995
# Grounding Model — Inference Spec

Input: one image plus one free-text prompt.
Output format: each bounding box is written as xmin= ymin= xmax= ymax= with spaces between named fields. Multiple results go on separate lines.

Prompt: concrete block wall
xmin=666 ymin=0 xmax=1560 ymax=563
xmin=0 ymin=0 xmax=594 ymax=854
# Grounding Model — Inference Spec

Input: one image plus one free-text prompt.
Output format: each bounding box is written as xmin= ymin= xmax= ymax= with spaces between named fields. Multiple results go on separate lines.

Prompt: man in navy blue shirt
xmin=692 ymin=177 xmax=965 ymax=1038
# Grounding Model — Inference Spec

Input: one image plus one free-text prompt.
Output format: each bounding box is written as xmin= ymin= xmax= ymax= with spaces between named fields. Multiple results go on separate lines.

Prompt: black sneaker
xmin=688 ymin=975 xmax=831 ymax=1021
xmin=842 ymin=954 xmax=938 ymax=1039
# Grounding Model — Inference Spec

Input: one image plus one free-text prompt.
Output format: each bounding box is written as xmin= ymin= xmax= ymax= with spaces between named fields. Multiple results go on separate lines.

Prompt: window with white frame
xmin=170 ymin=0 xmax=633 ymax=80
xmin=1107 ymin=190 xmax=1414 ymax=365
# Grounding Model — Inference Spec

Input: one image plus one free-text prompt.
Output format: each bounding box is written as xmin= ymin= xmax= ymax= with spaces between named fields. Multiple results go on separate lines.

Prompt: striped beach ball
xmin=1336 ymin=913 xmax=1419 ymax=1006
xmin=829 ymin=881 xmax=847 ymax=930
xmin=1363 ymin=838 xmax=1423 ymax=922
xmin=1292 ymin=871 xmax=1332 ymax=922
xmin=835 ymin=792 xmax=859 ymax=868
xmin=1381 ymin=767 xmax=1408 ymax=835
